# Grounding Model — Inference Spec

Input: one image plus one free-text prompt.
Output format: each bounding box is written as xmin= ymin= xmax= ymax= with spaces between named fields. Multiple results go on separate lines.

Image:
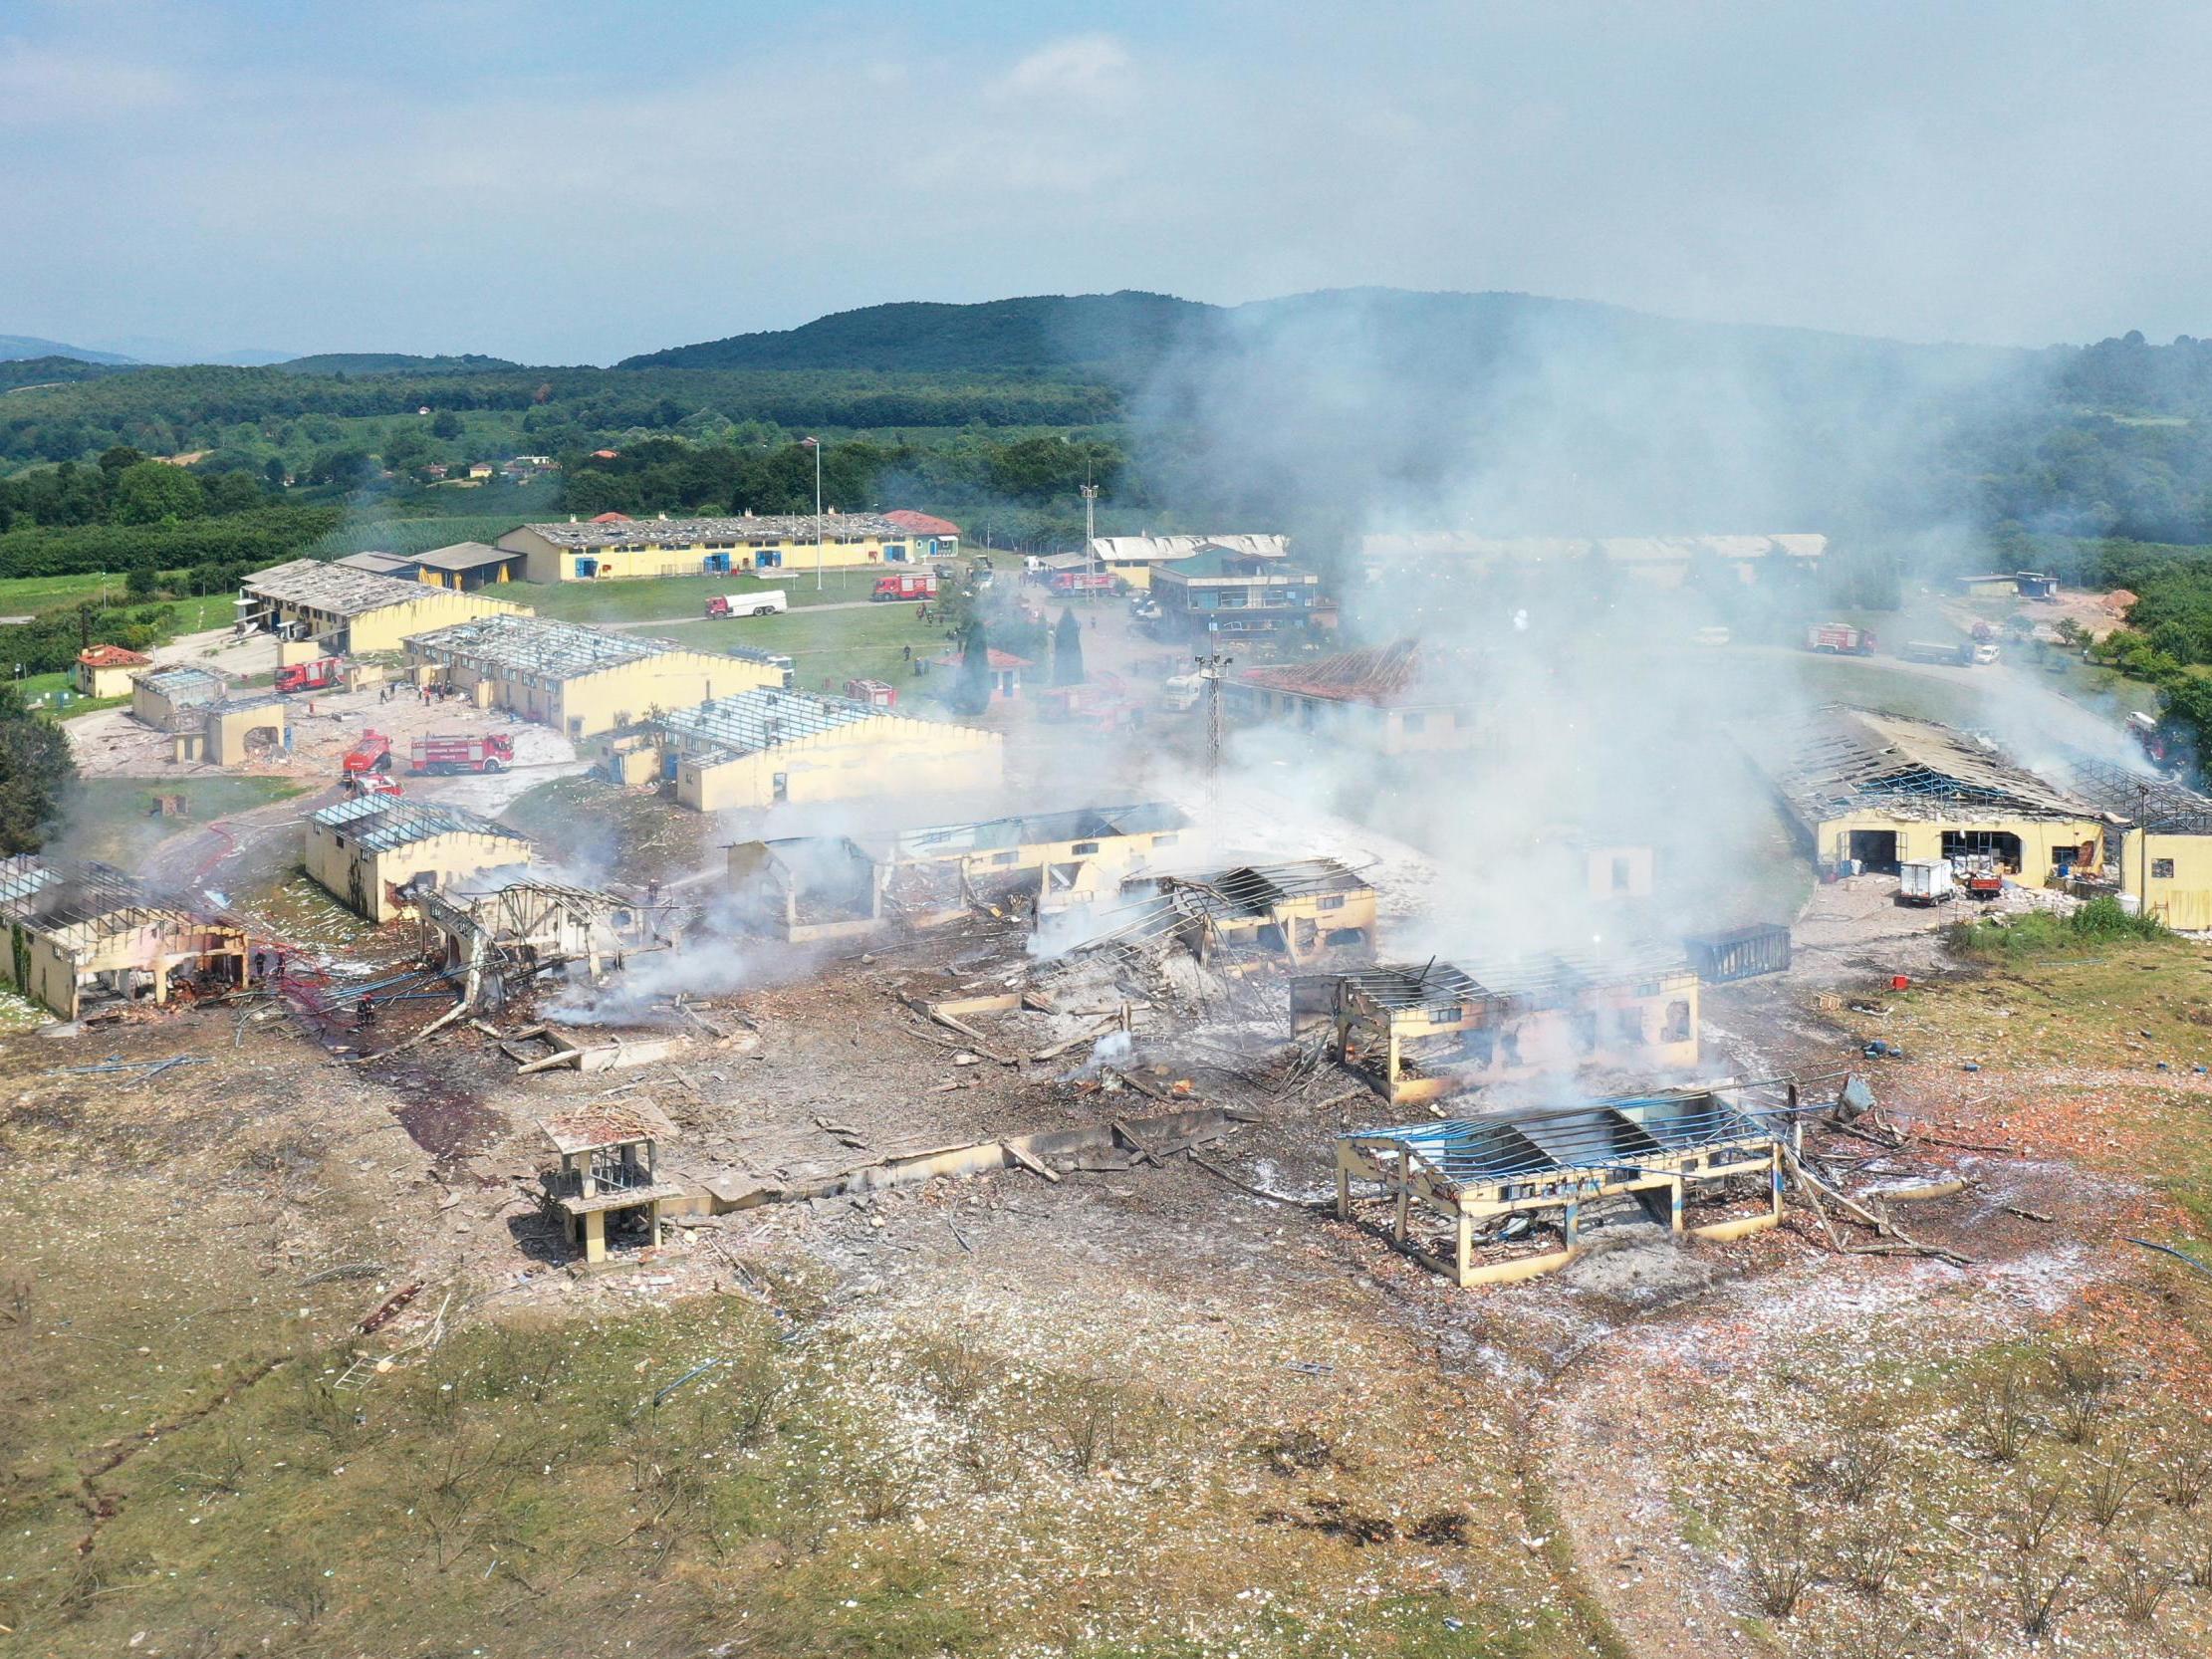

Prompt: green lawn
xmin=0 ymin=573 xmax=109 ymax=613
xmin=60 ymin=776 xmax=311 ymax=865
xmin=523 ymin=566 xmax=905 ymax=623
xmin=657 ymin=602 xmax=958 ymax=699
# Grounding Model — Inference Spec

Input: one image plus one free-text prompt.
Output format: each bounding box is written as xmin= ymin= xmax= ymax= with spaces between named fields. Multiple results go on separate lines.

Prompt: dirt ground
xmin=7 ymin=656 xmax=2212 ymax=1653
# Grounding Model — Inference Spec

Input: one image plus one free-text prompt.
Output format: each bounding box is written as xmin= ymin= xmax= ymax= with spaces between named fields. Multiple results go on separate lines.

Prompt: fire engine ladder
xmin=331 ymin=1355 xmax=380 ymax=1392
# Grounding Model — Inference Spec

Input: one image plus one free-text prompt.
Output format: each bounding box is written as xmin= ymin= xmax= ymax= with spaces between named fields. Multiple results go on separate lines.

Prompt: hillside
xmin=273 ymin=352 xmax=527 ymax=375
xmin=0 ymin=335 xmax=137 ymax=366
xmin=617 ymin=291 xmax=1209 ymax=373
xmin=0 ymin=356 xmax=139 ymax=393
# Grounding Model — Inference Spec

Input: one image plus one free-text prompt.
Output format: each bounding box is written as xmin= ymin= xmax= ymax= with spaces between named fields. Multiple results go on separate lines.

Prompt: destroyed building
xmin=1336 ymin=1086 xmax=1784 ymax=1286
xmin=1232 ymin=639 xmax=1478 ymax=755
xmin=305 ymin=796 xmax=535 ymax=923
xmin=0 ymin=855 xmax=251 ymax=1019
xmin=238 ymin=559 xmax=527 ymax=654
xmin=656 ymin=687 xmax=1003 ymax=814
xmin=727 ymin=836 xmax=887 ymax=942
xmin=498 ymin=512 xmax=921 ymax=583
xmin=2042 ymin=754 xmax=2212 ymax=929
xmin=417 ymin=880 xmax=681 ymax=1011
xmin=885 ymin=802 xmax=1191 ymax=916
xmin=128 ymin=665 xmax=289 ymax=765
xmin=539 ymin=1103 xmax=686 ymax=1263
xmin=404 ymin=612 xmax=785 ymax=740
xmin=1293 ymin=944 xmax=1701 ymax=1106
xmin=1763 ymin=706 xmax=2110 ymax=879
xmin=1115 ymin=859 xmax=1376 ymax=965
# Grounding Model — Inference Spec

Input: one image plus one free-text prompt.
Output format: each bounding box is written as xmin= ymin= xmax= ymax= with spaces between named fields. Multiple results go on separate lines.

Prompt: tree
xmin=953 ymin=617 xmax=993 ymax=716
xmin=124 ymin=564 xmax=159 ymax=599
xmin=1053 ymin=606 xmax=1085 ymax=686
xmin=111 ymin=460 xmax=206 ymax=525
xmin=430 ymin=410 xmax=463 ymax=440
xmin=97 ymin=445 xmax=145 ymax=477
xmin=0 ymin=687 xmax=78 ymax=854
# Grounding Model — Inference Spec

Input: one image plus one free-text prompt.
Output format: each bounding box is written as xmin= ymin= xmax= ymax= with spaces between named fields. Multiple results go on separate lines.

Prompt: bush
xmin=1947 ymin=895 xmax=2167 ymax=961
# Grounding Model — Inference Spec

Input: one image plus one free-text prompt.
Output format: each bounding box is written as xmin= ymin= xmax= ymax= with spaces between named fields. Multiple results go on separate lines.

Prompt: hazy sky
xmin=5 ymin=0 xmax=2208 ymax=362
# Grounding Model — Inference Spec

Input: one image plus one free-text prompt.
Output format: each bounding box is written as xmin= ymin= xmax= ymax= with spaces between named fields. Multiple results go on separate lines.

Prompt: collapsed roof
xmin=657 ymin=687 xmax=883 ymax=759
xmin=1348 ymin=1089 xmax=1773 ymax=1190
xmin=887 ymin=802 xmax=1188 ymax=859
xmin=1239 ymin=638 xmax=1459 ymax=709
xmin=408 ymin=612 xmax=681 ymax=681
xmin=244 ymin=558 xmax=502 ymax=618
xmin=1765 ymin=707 xmax=2104 ymax=826
xmin=1320 ymin=940 xmax=1694 ymax=1015
xmin=0 ymin=854 xmax=223 ymax=945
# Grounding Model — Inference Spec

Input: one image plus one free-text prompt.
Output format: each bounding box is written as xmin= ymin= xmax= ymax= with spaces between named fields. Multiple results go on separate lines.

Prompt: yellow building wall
xmin=204 ymin=703 xmax=286 ymax=767
xmin=131 ymin=681 xmax=198 ymax=729
xmin=941 ymin=825 xmax=1191 ymax=882
xmin=1812 ymin=812 xmax=2106 ymax=880
xmin=305 ymin=824 xmax=534 ymax=922
xmin=501 ymin=526 xmax=898 ymax=585
xmin=3 ymin=923 xmax=83 ymax=1019
xmin=79 ymin=664 xmax=138 ymax=698
xmin=2120 ymin=829 xmax=2212 ymax=930
xmin=342 ymin=591 xmax=529 ymax=655
xmin=677 ymin=719 xmax=1004 ymax=814
xmin=557 ymin=654 xmax=784 ymax=738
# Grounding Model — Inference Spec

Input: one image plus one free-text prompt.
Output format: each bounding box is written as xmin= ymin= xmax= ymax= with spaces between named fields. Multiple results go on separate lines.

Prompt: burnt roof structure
xmin=407 ymin=613 xmax=680 ymax=681
xmin=0 ymin=854 xmax=213 ymax=943
xmin=656 ymin=687 xmax=881 ymax=758
xmin=309 ymin=794 xmax=531 ymax=852
xmin=1764 ymin=707 xmax=2104 ymax=826
xmin=243 ymin=558 xmax=444 ymax=617
xmin=2042 ymin=752 xmax=2212 ymax=834
xmin=1350 ymin=1090 xmax=1771 ymax=1187
xmin=887 ymin=802 xmax=1189 ymax=859
xmin=1239 ymin=638 xmax=1463 ymax=709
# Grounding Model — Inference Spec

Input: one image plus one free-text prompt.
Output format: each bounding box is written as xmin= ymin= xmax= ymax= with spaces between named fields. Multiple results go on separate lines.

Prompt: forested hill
xmin=271 ymin=353 xmax=527 ymax=376
xmin=618 ymin=292 xmax=1211 ymax=372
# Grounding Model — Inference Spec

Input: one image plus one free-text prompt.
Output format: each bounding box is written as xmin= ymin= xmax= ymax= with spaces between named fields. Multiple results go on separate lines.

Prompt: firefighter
xmin=356 ymin=994 xmax=376 ymax=1026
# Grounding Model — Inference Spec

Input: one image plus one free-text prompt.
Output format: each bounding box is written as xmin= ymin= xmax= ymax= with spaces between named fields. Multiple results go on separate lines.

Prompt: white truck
xmin=1160 ymin=673 xmax=1204 ymax=712
xmin=1898 ymin=859 xmax=1956 ymax=905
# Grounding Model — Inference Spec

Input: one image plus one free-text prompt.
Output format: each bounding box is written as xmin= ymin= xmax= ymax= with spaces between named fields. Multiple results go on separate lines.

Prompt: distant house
xmin=1089 ymin=533 xmax=1288 ymax=591
xmin=465 ymin=463 xmax=494 ymax=481
xmin=928 ymin=646 xmax=1031 ymax=700
xmin=1955 ymin=571 xmax=2059 ymax=600
xmin=883 ymin=509 xmax=962 ymax=560
xmin=75 ymin=644 xmax=150 ymax=699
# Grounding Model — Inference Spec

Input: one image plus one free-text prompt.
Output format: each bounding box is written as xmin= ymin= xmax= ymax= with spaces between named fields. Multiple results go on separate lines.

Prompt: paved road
xmin=597 ymin=597 xmax=902 ymax=630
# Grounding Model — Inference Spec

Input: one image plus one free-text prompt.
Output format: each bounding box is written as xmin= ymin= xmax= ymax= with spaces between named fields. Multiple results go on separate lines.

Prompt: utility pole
xmin=2139 ymin=782 xmax=2153 ymax=919
xmin=802 ymin=436 xmax=823 ymax=591
xmin=1194 ymin=642 xmax=1233 ymax=829
xmin=1080 ymin=479 xmax=1099 ymax=567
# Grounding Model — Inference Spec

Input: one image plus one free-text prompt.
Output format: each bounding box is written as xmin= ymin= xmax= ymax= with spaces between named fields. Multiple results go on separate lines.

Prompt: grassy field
xmin=58 ymin=776 xmax=310 ymax=866
xmin=524 ymin=566 xmax=905 ymax=623
xmin=658 ymin=602 xmax=955 ymax=700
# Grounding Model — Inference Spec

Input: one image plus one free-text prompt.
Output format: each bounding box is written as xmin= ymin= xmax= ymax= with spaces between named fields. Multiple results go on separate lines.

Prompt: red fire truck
xmin=342 ymin=730 xmax=393 ymax=774
xmin=276 ymin=656 xmax=344 ymax=694
xmin=870 ymin=572 xmax=938 ymax=601
xmin=410 ymin=733 xmax=514 ymax=775
xmin=1048 ymin=571 xmax=1120 ymax=598
xmin=1805 ymin=622 xmax=1877 ymax=656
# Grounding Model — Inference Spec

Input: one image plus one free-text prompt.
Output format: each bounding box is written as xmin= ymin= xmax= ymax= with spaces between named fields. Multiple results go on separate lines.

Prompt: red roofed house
xmin=930 ymin=645 xmax=1032 ymax=699
xmin=590 ymin=510 xmax=630 ymax=524
xmin=883 ymin=509 xmax=961 ymax=560
xmin=76 ymin=644 xmax=152 ymax=699
xmin=1232 ymin=638 xmax=1477 ymax=755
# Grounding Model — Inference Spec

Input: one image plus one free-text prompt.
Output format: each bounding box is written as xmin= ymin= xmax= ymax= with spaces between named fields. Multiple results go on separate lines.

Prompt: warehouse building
xmin=1292 ymin=944 xmax=1702 ymax=1107
xmin=0 ymin=855 xmax=251 ymax=1020
xmin=1763 ymin=707 xmax=2111 ymax=881
xmin=497 ymin=512 xmax=919 ymax=584
xmin=305 ymin=796 xmax=535 ymax=923
xmin=2043 ymin=755 xmax=2212 ymax=930
xmin=887 ymin=803 xmax=1191 ymax=913
xmin=131 ymin=664 xmax=228 ymax=730
xmin=405 ymin=613 xmax=785 ymax=740
xmin=1233 ymin=639 xmax=1478 ymax=756
xmin=238 ymin=559 xmax=528 ymax=654
xmin=1088 ymin=533 xmax=1288 ymax=590
xmin=657 ymin=687 xmax=1003 ymax=814
xmin=1115 ymin=858 xmax=1376 ymax=965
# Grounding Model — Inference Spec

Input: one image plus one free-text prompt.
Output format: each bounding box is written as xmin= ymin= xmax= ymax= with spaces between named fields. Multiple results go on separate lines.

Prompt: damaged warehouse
xmin=404 ymin=612 xmax=787 ymax=740
xmin=305 ymin=796 xmax=535 ymax=923
xmin=417 ymin=880 xmax=685 ymax=1012
xmin=1292 ymin=945 xmax=1700 ymax=1106
xmin=238 ymin=558 xmax=528 ymax=654
xmin=1109 ymin=859 xmax=1376 ymax=965
xmin=1763 ymin=706 xmax=2111 ymax=880
xmin=0 ymin=855 xmax=251 ymax=1019
xmin=727 ymin=836 xmax=887 ymax=942
xmin=1336 ymin=1085 xmax=1786 ymax=1286
xmin=656 ymin=686 xmax=1003 ymax=813
xmin=538 ymin=1103 xmax=687 ymax=1264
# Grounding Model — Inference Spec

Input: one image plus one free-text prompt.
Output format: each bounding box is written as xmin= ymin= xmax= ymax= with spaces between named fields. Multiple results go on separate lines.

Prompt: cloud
xmin=994 ymin=33 xmax=1133 ymax=104
xmin=0 ymin=38 xmax=182 ymax=124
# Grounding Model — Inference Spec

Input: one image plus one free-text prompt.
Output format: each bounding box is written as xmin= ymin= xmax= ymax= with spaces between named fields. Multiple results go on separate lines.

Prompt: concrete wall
xmin=1812 ymin=812 xmax=2106 ymax=879
xmin=4 ymin=921 xmax=83 ymax=1019
xmin=78 ymin=663 xmax=138 ymax=698
xmin=413 ymin=643 xmax=781 ymax=740
xmin=2119 ymin=828 xmax=2212 ymax=930
xmin=501 ymin=525 xmax=905 ymax=585
xmin=305 ymin=823 xmax=534 ymax=923
xmin=204 ymin=702 xmax=286 ymax=767
xmin=677 ymin=718 xmax=1004 ymax=814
